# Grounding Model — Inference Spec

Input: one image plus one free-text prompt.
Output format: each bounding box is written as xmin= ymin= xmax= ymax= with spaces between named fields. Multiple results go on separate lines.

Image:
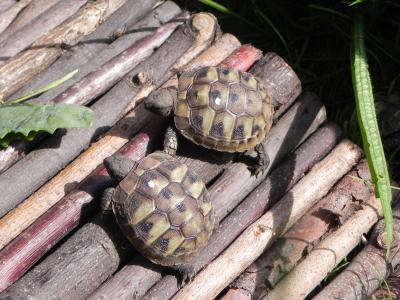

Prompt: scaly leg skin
xmin=252 ymin=143 xmax=270 ymax=177
xmin=173 ymin=263 xmax=196 ymax=286
xmin=163 ymin=126 xmax=178 ymax=156
xmin=101 ymin=187 xmax=115 ymax=214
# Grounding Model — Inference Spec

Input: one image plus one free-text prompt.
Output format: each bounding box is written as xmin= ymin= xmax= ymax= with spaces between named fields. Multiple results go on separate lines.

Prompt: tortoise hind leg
xmin=163 ymin=126 xmax=178 ymax=156
xmin=172 ymin=263 xmax=196 ymax=286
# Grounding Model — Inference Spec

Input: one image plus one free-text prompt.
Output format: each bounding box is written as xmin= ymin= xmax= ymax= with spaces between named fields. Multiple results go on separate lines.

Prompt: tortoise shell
xmin=112 ymin=152 xmax=214 ymax=266
xmin=174 ymin=66 xmax=273 ymax=152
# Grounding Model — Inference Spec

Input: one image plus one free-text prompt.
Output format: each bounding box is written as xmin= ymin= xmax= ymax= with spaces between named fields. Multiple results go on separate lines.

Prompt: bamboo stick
xmin=0 ymin=0 xmax=88 ymax=61
xmin=265 ymin=187 xmax=385 ymax=299
xmin=0 ymin=12 xmax=213 ymax=219
xmin=0 ymin=0 xmax=127 ymax=101
xmin=173 ymin=140 xmax=363 ymax=300
xmin=0 ymin=0 xmax=32 ymax=36
xmin=143 ymin=121 xmax=338 ymax=300
xmin=0 ymin=0 xmax=179 ymax=174
xmin=224 ymin=160 xmax=375 ymax=299
xmin=0 ymin=0 xmax=62 ymax=43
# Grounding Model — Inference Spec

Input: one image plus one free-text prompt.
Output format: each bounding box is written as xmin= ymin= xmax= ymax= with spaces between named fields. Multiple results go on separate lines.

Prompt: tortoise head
xmin=104 ymin=154 xmax=137 ymax=182
xmin=144 ymin=87 xmax=176 ymax=117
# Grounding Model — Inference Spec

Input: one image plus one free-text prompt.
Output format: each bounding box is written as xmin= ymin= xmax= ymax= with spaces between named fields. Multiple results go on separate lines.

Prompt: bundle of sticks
xmin=0 ymin=1 xmax=398 ymax=299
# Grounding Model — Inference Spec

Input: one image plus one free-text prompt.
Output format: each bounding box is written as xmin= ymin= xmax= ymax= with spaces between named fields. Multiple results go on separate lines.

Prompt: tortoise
xmin=144 ymin=66 xmax=273 ymax=175
xmin=101 ymin=136 xmax=215 ymax=280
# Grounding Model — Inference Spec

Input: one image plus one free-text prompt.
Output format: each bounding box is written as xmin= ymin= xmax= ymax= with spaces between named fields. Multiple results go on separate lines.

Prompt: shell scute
xmin=112 ymin=152 xmax=214 ymax=267
xmin=176 ymin=66 xmax=273 ymax=152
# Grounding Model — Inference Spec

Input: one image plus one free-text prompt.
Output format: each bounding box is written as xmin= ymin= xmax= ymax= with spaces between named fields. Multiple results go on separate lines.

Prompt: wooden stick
xmin=173 ymin=140 xmax=363 ymax=300
xmin=0 ymin=0 xmax=127 ymax=101
xmin=0 ymin=0 xmax=62 ymax=43
xmin=315 ymin=197 xmax=400 ymax=300
xmin=224 ymin=160 xmax=375 ymax=299
xmin=0 ymin=0 xmax=88 ymax=62
xmin=0 ymin=0 xmax=32 ymax=35
xmin=89 ymin=51 xmax=304 ymax=300
xmin=265 ymin=189 xmax=385 ymax=299
xmin=4 ymin=47 xmax=301 ymax=299
xmin=250 ymin=52 xmax=301 ymax=116
xmin=143 ymin=121 xmax=339 ymax=300
xmin=11 ymin=0 xmax=163 ymax=102
xmin=50 ymin=14 xmax=188 ymax=106
xmin=0 ymin=13 xmax=215 ymax=238
xmin=0 ymin=119 xmax=164 ymax=292
xmin=0 ymin=149 xmax=226 ymax=299
xmin=88 ymin=44 xmax=259 ymax=300
xmin=0 ymin=0 xmax=16 ymax=14
xmin=0 ymin=0 xmax=179 ymax=174
xmin=0 ymin=12 xmax=212 ymax=219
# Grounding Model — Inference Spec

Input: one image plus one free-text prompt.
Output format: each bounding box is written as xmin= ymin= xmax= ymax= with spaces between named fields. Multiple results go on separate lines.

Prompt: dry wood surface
xmin=0 ymin=0 xmax=127 ymax=101
xmin=0 ymin=0 xmax=88 ymax=61
xmin=0 ymin=0 xmax=62 ymax=43
xmin=173 ymin=140 xmax=362 ymax=300
xmin=0 ymin=12 xmax=211 ymax=219
xmin=0 ymin=0 xmax=177 ymax=174
xmin=0 ymin=0 xmax=32 ymax=36
xmin=223 ymin=160 xmax=376 ymax=299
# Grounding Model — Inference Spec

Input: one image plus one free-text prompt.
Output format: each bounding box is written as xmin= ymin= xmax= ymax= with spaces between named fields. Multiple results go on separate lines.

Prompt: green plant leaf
xmin=351 ymin=14 xmax=393 ymax=255
xmin=0 ymin=103 xmax=94 ymax=147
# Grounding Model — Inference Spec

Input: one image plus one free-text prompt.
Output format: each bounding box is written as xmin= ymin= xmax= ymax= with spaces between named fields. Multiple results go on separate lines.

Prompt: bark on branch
xmin=224 ymin=160 xmax=376 ymax=299
xmin=173 ymin=140 xmax=362 ymax=300
xmin=0 ymin=0 xmax=177 ymax=174
xmin=0 ymin=0 xmax=127 ymax=101
xmin=0 ymin=12 xmax=213 ymax=219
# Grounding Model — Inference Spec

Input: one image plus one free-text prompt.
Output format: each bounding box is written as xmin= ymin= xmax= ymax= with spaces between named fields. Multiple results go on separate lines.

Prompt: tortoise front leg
xmin=253 ymin=142 xmax=270 ymax=177
xmin=163 ymin=126 xmax=178 ymax=156
xmin=101 ymin=187 xmax=115 ymax=214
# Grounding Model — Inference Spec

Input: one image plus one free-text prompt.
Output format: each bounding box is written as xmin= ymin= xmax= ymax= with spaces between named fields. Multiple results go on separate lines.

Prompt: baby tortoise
xmin=102 ymin=136 xmax=215 ymax=280
xmin=144 ymin=66 xmax=273 ymax=175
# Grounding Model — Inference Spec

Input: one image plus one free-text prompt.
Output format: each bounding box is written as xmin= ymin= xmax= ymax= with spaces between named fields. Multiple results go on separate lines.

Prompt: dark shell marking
xmin=112 ymin=152 xmax=214 ymax=267
xmin=174 ymin=66 xmax=273 ymax=152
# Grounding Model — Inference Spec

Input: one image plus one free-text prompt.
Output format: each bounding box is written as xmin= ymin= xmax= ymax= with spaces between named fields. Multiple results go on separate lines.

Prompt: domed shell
xmin=174 ymin=66 xmax=273 ymax=152
xmin=112 ymin=152 xmax=214 ymax=266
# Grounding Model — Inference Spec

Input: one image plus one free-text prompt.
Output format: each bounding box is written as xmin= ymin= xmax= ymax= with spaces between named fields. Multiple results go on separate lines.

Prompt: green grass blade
xmin=253 ymin=8 xmax=289 ymax=54
xmin=7 ymin=69 xmax=79 ymax=104
xmin=351 ymin=14 xmax=393 ymax=255
xmin=198 ymin=0 xmax=231 ymax=13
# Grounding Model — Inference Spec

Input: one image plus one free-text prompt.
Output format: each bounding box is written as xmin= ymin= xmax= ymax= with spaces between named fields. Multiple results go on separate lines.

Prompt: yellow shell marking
xmin=145 ymin=213 xmax=170 ymax=244
xmin=160 ymin=230 xmax=185 ymax=256
xmin=130 ymin=195 xmax=155 ymax=225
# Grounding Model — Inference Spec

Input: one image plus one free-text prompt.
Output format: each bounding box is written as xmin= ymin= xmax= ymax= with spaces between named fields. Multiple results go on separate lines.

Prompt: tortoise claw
xmin=175 ymin=263 xmax=196 ymax=286
xmin=249 ymin=143 xmax=269 ymax=177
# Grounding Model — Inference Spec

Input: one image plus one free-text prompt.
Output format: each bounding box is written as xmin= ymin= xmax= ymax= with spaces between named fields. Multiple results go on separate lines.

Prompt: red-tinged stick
xmin=220 ymin=44 xmax=262 ymax=71
xmin=0 ymin=130 xmax=156 ymax=292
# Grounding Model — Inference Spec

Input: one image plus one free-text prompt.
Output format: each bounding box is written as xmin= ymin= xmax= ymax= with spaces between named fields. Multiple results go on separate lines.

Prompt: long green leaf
xmin=351 ymin=14 xmax=393 ymax=254
xmin=6 ymin=69 xmax=79 ymax=104
xmin=0 ymin=103 xmax=94 ymax=147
